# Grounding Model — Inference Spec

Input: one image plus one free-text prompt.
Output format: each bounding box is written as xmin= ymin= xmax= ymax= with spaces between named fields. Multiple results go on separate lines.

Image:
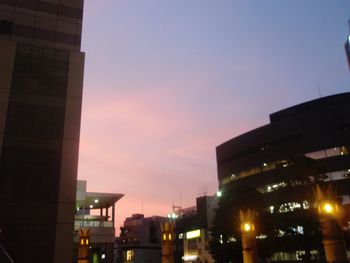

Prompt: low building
xmin=115 ymin=214 xmax=167 ymax=263
xmin=74 ymin=180 xmax=123 ymax=263
xmin=173 ymin=195 xmax=217 ymax=263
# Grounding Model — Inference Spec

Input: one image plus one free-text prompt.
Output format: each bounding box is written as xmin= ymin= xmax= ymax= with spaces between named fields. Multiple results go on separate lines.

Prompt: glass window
xmin=0 ymin=20 xmax=13 ymax=35
xmin=126 ymin=250 xmax=134 ymax=261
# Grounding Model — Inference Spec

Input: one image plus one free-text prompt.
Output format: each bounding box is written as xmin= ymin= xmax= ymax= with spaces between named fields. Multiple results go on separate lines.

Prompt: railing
xmin=75 ymin=220 xmax=113 ymax=228
xmin=0 ymin=243 xmax=14 ymax=263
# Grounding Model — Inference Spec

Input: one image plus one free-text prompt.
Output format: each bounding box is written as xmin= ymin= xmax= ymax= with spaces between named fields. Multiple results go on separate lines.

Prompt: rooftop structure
xmin=74 ymin=180 xmax=123 ymax=263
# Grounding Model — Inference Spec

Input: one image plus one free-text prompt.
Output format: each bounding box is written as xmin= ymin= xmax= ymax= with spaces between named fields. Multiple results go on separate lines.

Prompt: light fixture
xmin=323 ymin=203 xmax=333 ymax=214
xmin=89 ymin=204 xmax=93 ymax=209
xmin=243 ymin=223 xmax=252 ymax=232
xmin=94 ymin=199 xmax=99 ymax=203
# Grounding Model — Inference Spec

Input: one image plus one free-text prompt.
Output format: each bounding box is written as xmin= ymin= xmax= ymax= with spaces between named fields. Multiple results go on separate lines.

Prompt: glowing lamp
xmin=323 ymin=203 xmax=333 ymax=214
xmin=318 ymin=200 xmax=339 ymax=217
xmin=242 ymin=222 xmax=254 ymax=232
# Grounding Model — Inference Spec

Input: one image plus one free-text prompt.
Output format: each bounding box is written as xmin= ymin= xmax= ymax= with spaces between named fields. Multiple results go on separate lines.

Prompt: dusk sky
xmin=78 ymin=0 xmax=350 ymax=231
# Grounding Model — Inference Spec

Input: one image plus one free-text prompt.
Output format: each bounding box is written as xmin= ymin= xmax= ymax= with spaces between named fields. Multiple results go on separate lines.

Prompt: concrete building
xmin=173 ymin=196 xmax=217 ymax=263
xmin=115 ymin=214 xmax=167 ymax=263
xmin=74 ymin=181 xmax=124 ymax=263
xmin=0 ymin=1 xmax=85 ymax=262
xmin=216 ymin=93 xmax=350 ymax=261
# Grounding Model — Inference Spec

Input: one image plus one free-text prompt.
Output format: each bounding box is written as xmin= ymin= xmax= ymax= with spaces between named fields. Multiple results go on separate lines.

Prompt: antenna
xmin=317 ymin=82 xmax=322 ymax=98
xmin=179 ymin=192 xmax=182 ymax=209
xmin=141 ymin=199 xmax=143 ymax=214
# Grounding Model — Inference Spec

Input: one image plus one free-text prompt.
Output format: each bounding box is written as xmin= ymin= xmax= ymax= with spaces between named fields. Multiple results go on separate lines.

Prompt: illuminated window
xmin=168 ymin=234 xmax=172 ymax=240
xmin=126 ymin=250 xmax=134 ymax=261
xmin=265 ymin=182 xmax=287 ymax=193
xmin=305 ymin=146 xmax=348 ymax=160
xmin=85 ymin=239 xmax=89 ymax=245
xmin=80 ymin=239 xmax=84 ymax=245
xmin=186 ymin=229 xmax=201 ymax=239
xmin=163 ymin=233 xmax=166 ymax=241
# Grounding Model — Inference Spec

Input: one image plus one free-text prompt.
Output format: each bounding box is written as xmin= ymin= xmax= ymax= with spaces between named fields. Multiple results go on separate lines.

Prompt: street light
xmin=315 ymin=185 xmax=347 ymax=262
xmin=317 ymin=200 xmax=339 ymax=217
xmin=242 ymin=222 xmax=254 ymax=233
xmin=240 ymin=210 xmax=258 ymax=263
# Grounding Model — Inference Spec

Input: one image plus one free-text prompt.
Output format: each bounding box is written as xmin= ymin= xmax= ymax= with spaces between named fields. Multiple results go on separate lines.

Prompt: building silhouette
xmin=115 ymin=214 xmax=167 ymax=263
xmin=215 ymin=93 xmax=350 ymax=261
xmin=173 ymin=195 xmax=217 ymax=263
xmin=0 ymin=1 xmax=85 ymax=262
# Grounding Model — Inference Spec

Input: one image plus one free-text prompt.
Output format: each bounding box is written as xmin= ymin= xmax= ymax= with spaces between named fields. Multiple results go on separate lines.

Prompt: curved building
xmin=216 ymin=92 xmax=350 ymax=261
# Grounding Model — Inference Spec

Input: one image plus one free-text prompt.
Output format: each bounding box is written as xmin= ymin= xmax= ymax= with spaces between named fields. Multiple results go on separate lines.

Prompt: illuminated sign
xmin=183 ymin=255 xmax=198 ymax=261
xmin=186 ymin=229 xmax=201 ymax=239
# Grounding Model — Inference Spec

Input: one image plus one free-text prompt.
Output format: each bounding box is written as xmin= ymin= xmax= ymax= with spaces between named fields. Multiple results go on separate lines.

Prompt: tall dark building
xmin=0 ymin=1 xmax=85 ymax=262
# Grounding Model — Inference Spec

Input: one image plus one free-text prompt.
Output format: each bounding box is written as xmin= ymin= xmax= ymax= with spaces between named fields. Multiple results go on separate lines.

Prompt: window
xmin=0 ymin=20 xmax=13 ymax=35
xmin=126 ymin=250 xmax=134 ymax=261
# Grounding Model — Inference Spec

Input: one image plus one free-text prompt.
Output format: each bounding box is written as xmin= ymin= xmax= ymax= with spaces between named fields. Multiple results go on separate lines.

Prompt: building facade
xmin=0 ymin=1 xmax=85 ymax=262
xmin=216 ymin=93 xmax=350 ymax=261
xmin=74 ymin=181 xmax=124 ymax=263
xmin=115 ymin=214 xmax=167 ymax=263
xmin=173 ymin=196 xmax=217 ymax=263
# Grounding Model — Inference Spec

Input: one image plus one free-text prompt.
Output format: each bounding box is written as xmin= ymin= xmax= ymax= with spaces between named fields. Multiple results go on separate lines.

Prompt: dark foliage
xmin=209 ymin=183 xmax=268 ymax=263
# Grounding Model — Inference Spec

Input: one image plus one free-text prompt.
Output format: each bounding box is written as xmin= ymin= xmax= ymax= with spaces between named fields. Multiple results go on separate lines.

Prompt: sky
xmin=78 ymin=0 xmax=350 ymax=232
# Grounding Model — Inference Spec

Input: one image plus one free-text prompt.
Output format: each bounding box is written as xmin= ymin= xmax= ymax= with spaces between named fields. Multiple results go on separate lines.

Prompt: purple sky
xmin=78 ymin=0 xmax=350 ymax=232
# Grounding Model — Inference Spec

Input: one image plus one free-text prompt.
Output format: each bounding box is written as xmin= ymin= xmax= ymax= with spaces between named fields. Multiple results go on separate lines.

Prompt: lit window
xmin=126 ymin=250 xmax=134 ymax=261
xmin=186 ymin=229 xmax=201 ymax=239
xmin=80 ymin=239 xmax=84 ymax=245
xmin=85 ymin=239 xmax=89 ymax=245
xmin=163 ymin=233 xmax=166 ymax=241
xmin=168 ymin=234 xmax=172 ymax=240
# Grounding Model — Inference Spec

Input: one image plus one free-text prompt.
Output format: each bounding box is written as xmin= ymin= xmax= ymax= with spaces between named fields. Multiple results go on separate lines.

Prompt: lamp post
xmin=315 ymin=185 xmax=347 ymax=263
xmin=78 ymin=228 xmax=91 ymax=263
xmin=160 ymin=221 xmax=175 ymax=263
xmin=240 ymin=210 xmax=258 ymax=263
